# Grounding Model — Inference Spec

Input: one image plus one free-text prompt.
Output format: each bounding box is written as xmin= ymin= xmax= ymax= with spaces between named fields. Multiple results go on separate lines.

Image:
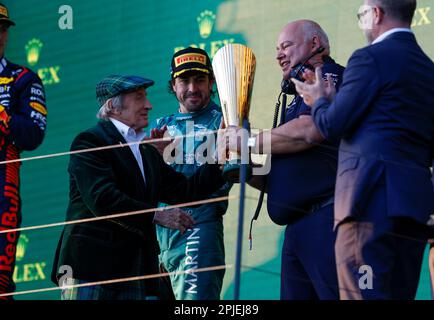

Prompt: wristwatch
xmin=248 ymin=136 xmax=257 ymax=148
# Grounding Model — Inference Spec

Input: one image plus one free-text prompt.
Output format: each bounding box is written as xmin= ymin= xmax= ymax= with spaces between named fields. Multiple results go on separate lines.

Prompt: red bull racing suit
xmin=0 ymin=57 xmax=47 ymax=299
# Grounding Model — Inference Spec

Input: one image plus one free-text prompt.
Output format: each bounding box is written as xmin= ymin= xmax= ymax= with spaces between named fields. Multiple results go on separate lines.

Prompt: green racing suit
xmin=149 ymin=101 xmax=231 ymax=300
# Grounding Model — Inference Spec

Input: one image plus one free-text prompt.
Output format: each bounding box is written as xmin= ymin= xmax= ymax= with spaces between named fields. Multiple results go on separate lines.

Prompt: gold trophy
xmin=212 ymin=43 xmax=256 ymax=182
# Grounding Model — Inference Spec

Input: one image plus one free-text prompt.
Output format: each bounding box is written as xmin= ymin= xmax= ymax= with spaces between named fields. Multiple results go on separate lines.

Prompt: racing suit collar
xmin=175 ymin=100 xmax=218 ymax=121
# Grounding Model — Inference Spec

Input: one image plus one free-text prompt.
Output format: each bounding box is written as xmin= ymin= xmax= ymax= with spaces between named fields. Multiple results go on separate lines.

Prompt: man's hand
xmin=227 ymin=126 xmax=244 ymax=153
xmin=149 ymin=125 xmax=167 ymax=139
xmin=303 ymin=68 xmax=337 ymax=101
xmin=154 ymin=208 xmax=195 ymax=234
xmin=146 ymin=125 xmax=173 ymax=155
xmin=291 ymin=67 xmax=336 ymax=106
xmin=217 ymin=126 xmax=243 ymax=163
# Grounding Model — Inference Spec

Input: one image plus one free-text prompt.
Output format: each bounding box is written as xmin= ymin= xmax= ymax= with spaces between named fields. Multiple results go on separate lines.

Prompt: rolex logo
xmin=25 ymin=39 xmax=43 ymax=66
xmin=25 ymin=38 xmax=61 ymax=86
xmin=16 ymin=234 xmax=29 ymax=262
xmin=197 ymin=10 xmax=216 ymax=39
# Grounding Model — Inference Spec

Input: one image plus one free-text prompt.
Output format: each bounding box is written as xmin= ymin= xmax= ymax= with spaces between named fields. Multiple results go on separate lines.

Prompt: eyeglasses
xmin=357 ymin=7 xmax=374 ymax=21
xmin=356 ymin=6 xmax=384 ymax=21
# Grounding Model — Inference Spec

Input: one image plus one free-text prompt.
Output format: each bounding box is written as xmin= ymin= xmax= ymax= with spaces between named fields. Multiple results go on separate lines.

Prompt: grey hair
xmin=301 ymin=21 xmax=331 ymax=54
xmin=96 ymin=95 xmax=123 ymax=119
xmin=371 ymin=0 xmax=416 ymax=24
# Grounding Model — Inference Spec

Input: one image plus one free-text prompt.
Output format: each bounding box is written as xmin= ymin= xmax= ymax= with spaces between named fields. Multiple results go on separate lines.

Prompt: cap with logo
xmin=96 ymin=75 xmax=154 ymax=107
xmin=171 ymin=47 xmax=213 ymax=79
xmin=0 ymin=3 xmax=15 ymax=27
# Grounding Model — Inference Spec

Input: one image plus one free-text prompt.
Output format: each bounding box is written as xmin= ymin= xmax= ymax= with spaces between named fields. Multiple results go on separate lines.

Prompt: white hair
xmin=96 ymin=95 xmax=123 ymax=119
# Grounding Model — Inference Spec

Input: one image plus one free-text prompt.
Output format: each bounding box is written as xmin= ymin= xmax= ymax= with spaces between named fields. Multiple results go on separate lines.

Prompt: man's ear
xmin=311 ymin=35 xmax=321 ymax=53
xmin=108 ymin=98 xmax=121 ymax=115
xmin=374 ymin=6 xmax=384 ymax=25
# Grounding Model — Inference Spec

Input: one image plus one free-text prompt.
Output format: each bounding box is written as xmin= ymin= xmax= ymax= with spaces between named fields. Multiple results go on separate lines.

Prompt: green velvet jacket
xmin=51 ymin=120 xmax=224 ymax=296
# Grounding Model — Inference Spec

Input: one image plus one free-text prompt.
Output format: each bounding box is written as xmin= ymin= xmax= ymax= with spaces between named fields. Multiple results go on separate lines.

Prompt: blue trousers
xmin=281 ymin=204 xmax=339 ymax=300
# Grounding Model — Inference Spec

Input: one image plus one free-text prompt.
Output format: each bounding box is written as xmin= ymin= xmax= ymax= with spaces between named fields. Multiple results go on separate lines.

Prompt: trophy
xmin=212 ymin=43 xmax=256 ymax=182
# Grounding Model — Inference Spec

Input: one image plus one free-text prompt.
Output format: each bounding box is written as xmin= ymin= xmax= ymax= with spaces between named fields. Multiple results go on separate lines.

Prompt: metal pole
xmin=233 ymin=118 xmax=249 ymax=300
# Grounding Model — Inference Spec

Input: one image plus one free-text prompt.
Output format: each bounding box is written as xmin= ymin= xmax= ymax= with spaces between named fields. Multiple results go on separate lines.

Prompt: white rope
xmin=0 ymin=131 xmax=218 ymax=166
xmin=0 ymin=195 xmax=238 ymax=234
xmin=0 ymin=136 xmax=173 ymax=165
xmin=0 ymin=125 xmax=428 ymax=172
xmin=0 ymin=264 xmax=233 ymax=298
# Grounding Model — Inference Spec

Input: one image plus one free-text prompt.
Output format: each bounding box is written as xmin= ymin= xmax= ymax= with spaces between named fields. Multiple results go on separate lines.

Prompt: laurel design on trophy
xmin=212 ymin=43 xmax=256 ymax=181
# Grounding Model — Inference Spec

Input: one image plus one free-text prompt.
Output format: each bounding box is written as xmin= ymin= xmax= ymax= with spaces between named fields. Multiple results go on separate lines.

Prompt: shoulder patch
xmin=0 ymin=77 xmax=14 ymax=85
xmin=29 ymin=102 xmax=47 ymax=115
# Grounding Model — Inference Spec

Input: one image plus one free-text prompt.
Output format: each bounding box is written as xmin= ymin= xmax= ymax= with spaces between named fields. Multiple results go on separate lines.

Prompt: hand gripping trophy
xmin=212 ymin=43 xmax=256 ymax=182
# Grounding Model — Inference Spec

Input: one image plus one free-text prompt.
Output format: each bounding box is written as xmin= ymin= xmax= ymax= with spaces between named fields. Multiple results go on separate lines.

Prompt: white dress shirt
xmin=372 ymin=28 xmax=413 ymax=45
xmin=109 ymin=118 xmax=146 ymax=185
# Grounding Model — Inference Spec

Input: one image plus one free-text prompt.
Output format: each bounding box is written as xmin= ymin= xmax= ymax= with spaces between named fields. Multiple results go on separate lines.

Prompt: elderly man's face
xmin=115 ymin=88 xmax=152 ymax=132
xmin=172 ymin=72 xmax=213 ymax=112
xmin=276 ymin=23 xmax=312 ymax=80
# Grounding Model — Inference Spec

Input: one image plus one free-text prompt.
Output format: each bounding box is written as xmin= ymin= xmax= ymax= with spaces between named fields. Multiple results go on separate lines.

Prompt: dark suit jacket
xmin=51 ymin=120 xmax=224 ymax=295
xmin=311 ymin=32 xmax=434 ymax=227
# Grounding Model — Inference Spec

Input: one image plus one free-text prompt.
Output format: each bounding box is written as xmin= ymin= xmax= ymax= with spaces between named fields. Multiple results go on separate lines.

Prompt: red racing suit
xmin=0 ymin=57 xmax=47 ymax=299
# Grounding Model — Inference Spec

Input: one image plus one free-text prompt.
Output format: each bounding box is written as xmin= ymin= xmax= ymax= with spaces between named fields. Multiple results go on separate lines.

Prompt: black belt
xmin=309 ymin=196 xmax=334 ymax=213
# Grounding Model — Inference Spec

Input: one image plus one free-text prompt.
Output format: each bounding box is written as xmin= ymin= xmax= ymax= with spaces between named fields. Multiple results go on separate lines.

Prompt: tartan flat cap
xmin=96 ymin=75 xmax=154 ymax=106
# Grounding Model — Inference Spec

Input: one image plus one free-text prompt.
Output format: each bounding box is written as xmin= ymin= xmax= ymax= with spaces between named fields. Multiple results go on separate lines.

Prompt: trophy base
xmin=222 ymin=163 xmax=252 ymax=183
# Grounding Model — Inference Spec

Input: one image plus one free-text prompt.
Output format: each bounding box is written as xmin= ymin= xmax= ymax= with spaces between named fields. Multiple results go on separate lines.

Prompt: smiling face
xmin=172 ymin=71 xmax=213 ymax=113
xmin=113 ymin=88 xmax=152 ymax=132
xmin=276 ymin=22 xmax=312 ymax=80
